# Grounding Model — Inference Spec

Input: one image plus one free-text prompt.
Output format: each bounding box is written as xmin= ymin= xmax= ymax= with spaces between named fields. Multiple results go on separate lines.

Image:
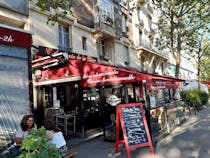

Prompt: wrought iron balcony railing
xmin=138 ymin=40 xmax=168 ymax=59
xmin=94 ymin=14 xmax=116 ymax=36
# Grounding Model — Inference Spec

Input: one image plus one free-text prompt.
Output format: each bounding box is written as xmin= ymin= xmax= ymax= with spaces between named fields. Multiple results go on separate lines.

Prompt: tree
xmin=151 ymin=0 xmax=209 ymax=78
xmin=200 ymin=42 xmax=210 ymax=81
xmin=31 ymin=0 xmax=72 ymax=24
xmin=184 ymin=1 xmax=210 ymax=83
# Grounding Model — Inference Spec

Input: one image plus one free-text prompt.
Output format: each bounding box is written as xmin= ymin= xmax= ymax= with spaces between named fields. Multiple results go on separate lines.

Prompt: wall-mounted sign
xmin=146 ymin=79 xmax=181 ymax=90
xmin=0 ymin=27 xmax=31 ymax=47
xmin=81 ymin=62 xmax=136 ymax=86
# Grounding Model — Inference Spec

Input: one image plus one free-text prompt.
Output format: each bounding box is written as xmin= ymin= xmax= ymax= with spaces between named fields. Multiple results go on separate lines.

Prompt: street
xmin=69 ymin=106 xmax=210 ymax=158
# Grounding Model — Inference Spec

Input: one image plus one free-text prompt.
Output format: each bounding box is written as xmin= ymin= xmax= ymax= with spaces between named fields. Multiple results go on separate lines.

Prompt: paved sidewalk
xmin=155 ymin=106 xmax=210 ymax=158
xmin=67 ymin=106 xmax=210 ymax=158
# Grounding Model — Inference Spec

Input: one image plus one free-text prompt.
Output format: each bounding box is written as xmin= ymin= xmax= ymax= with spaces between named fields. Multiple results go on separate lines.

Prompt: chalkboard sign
xmin=121 ymin=106 xmax=148 ymax=146
xmin=116 ymin=103 xmax=154 ymax=158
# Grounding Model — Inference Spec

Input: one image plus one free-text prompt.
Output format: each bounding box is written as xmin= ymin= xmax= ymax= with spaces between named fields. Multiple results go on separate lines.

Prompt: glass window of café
xmin=146 ymin=89 xmax=170 ymax=141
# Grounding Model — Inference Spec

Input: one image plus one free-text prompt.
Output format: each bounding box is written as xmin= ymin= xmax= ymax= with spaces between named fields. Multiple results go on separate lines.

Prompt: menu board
xmin=149 ymin=95 xmax=156 ymax=108
xmin=116 ymin=103 xmax=154 ymax=158
xmin=121 ymin=106 xmax=148 ymax=146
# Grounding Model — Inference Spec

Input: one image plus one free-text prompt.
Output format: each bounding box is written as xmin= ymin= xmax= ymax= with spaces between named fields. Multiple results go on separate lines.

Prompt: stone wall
xmin=70 ymin=0 xmax=94 ymax=28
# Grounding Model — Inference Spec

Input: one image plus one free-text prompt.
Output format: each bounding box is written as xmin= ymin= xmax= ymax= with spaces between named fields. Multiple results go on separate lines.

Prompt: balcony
xmin=94 ymin=14 xmax=116 ymax=38
xmin=137 ymin=40 xmax=168 ymax=59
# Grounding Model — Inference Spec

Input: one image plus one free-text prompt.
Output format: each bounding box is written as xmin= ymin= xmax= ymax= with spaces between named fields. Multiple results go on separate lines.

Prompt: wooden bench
xmin=64 ymin=150 xmax=77 ymax=158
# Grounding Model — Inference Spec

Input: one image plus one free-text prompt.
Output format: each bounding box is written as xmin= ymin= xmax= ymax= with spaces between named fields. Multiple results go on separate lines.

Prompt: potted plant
xmin=17 ymin=127 xmax=61 ymax=158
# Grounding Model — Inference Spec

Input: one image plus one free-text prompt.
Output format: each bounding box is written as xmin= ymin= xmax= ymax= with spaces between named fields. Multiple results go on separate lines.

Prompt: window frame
xmin=99 ymin=0 xmax=114 ymax=20
xmin=124 ymin=46 xmax=129 ymax=65
xmin=82 ymin=36 xmax=87 ymax=51
xmin=58 ymin=24 xmax=71 ymax=52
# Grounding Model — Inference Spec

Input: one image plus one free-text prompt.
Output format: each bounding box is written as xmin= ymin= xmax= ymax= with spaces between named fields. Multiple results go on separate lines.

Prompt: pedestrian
xmin=44 ymin=120 xmax=68 ymax=157
xmin=9 ymin=114 xmax=37 ymax=156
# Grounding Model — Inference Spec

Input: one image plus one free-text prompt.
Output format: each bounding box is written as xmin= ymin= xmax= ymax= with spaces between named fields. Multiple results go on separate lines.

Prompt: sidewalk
xmin=67 ymin=105 xmax=210 ymax=158
xmin=155 ymin=105 xmax=210 ymax=158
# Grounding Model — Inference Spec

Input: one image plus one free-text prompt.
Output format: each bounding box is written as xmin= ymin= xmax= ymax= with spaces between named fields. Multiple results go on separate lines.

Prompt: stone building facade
xmin=0 ymin=0 xmax=32 ymax=146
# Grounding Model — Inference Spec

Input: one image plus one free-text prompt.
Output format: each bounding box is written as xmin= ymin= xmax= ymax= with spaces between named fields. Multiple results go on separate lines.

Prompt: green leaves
xmin=32 ymin=0 xmax=72 ymax=24
xmin=16 ymin=128 xmax=61 ymax=158
xmin=152 ymin=0 xmax=209 ymax=78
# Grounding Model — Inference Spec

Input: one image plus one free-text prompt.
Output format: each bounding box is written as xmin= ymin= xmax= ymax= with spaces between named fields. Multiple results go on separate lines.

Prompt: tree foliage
xmin=31 ymin=0 xmax=72 ymax=24
xmin=185 ymin=1 xmax=210 ymax=82
xmin=200 ymin=42 xmax=210 ymax=81
xmin=152 ymin=0 xmax=209 ymax=78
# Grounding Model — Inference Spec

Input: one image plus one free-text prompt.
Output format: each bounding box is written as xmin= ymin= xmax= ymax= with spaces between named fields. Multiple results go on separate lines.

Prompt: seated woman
xmin=9 ymin=115 xmax=36 ymax=155
xmin=44 ymin=120 xmax=68 ymax=157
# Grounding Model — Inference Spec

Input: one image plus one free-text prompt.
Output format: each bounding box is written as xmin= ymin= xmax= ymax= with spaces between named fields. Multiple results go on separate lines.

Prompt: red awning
xmin=146 ymin=77 xmax=183 ymax=90
xmin=80 ymin=62 xmax=139 ymax=87
xmin=146 ymin=81 xmax=182 ymax=90
xmin=36 ymin=60 xmax=81 ymax=82
xmin=201 ymin=81 xmax=210 ymax=88
xmin=33 ymin=54 xmax=183 ymax=89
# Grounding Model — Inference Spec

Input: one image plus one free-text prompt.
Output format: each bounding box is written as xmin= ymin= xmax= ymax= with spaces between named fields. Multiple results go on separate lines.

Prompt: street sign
xmin=116 ymin=103 xmax=154 ymax=158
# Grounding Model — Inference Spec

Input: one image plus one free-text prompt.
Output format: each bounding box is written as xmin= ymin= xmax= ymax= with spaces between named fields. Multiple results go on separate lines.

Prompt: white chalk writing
xmin=122 ymin=106 xmax=148 ymax=146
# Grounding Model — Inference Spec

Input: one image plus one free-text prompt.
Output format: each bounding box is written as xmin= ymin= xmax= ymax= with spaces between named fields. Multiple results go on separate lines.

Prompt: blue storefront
xmin=0 ymin=26 xmax=32 ymax=146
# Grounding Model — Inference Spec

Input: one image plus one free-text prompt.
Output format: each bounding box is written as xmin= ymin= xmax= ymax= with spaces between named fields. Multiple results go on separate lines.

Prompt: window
xmin=122 ymin=15 xmax=126 ymax=33
xmin=82 ymin=36 xmax=87 ymax=50
xmin=58 ymin=24 xmax=71 ymax=52
xmin=139 ymin=30 xmax=142 ymax=46
xmin=99 ymin=40 xmax=111 ymax=61
xmin=152 ymin=61 xmax=156 ymax=73
xmin=141 ymin=56 xmax=145 ymax=72
xmin=161 ymin=63 xmax=164 ymax=75
xmin=124 ymin=46 xmax=129 ymax=65
xmin=99 ymin=40 xmax=106 ymax=60
xmin=99 ymin=0 xmax=114 ymax=19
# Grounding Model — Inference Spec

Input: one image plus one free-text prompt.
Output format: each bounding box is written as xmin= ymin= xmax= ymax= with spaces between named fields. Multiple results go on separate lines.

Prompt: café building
xmin=32 ymin=46 xmax=184 ymax=141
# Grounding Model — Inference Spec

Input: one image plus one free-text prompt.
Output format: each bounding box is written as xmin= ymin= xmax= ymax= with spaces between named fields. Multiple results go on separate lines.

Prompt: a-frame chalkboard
xmin=116 ymin=103 xmax=154 ymax=158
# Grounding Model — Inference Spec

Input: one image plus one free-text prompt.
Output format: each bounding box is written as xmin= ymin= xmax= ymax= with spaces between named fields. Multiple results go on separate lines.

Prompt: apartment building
xmin=0 ymin=0 xmax=32 ymax=146
xmin=0 ymin=0 xmax=196 ymax=145
xmin=130 ymin=0 xmax=168 ymax=75
xmin=130 ymin=0 xmax=197 ymax=80
xmin=30 ymin=0 xmax=144 ymax=136
xmin=30 ymin=0 xmax=185 ymax=141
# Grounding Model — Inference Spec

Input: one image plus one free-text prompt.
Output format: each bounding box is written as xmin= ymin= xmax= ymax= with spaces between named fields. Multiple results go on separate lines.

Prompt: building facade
xmin=29 ymin=0 xmax=186 ymax=141
xmin=0 ymin=0 xmax=32 ymax=146
xmin=0 ymin=0 xmax=197 ymax=146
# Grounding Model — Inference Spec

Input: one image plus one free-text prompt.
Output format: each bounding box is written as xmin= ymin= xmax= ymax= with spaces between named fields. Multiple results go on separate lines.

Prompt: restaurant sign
xmin=83 ymin=71 xmax=136 ymax=85
xmin=81 ymin=63 xmax=137 ymax=86
xmin=146 ymin=80 xmax=180 ymax=90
